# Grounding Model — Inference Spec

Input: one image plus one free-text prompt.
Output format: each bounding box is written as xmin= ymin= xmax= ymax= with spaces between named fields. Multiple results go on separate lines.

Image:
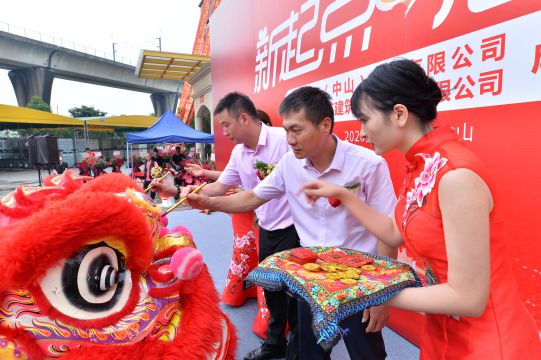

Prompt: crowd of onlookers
xmin=70 ymin=148 xmax=124 ymax=177
xmin=62 ymin=144 xmax=214 ymax=184
xmin=136 ymin=145 xmax=214 ymax=199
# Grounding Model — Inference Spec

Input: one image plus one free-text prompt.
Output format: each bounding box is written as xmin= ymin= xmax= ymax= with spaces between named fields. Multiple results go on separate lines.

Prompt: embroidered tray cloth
xmin=246 ymin=246 xmax=421 ymax=348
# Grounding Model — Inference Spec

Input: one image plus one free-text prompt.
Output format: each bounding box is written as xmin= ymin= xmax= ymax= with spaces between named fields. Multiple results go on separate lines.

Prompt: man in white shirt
xmin=154 ymin=92 xmax=299 ymax=360
xmin=186 ymin=87 xmax=396 ymax=360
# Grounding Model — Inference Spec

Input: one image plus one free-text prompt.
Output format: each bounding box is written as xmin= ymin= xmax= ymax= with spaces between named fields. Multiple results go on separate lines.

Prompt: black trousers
xmin=298 ymin=301 xmax=387 ymax=360
xmin=259 ymin=224 xmax=300 ymax=360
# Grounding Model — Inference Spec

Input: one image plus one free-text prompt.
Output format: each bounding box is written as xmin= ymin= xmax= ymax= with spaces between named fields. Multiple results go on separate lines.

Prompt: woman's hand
xmin=297 ymin=180 xmax=348 ymax=205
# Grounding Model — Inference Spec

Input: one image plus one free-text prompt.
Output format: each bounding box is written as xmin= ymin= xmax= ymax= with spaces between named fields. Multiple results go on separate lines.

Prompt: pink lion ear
xmin=159 ymin=227 xmax=171 ymax=238
xmin=170 ymin=248 xmax=204 ymax=281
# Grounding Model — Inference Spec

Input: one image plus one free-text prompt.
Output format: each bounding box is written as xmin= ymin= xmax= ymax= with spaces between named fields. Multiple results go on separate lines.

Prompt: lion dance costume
xmin=0 ymin=172 xmax=236 ymax=359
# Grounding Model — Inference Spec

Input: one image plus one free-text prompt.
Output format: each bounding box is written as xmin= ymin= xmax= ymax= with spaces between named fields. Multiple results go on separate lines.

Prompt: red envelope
xmin=290 ymin=248 xmax=318 ymax=265
xmin=318 ymin=250 xmax=372 ymax=268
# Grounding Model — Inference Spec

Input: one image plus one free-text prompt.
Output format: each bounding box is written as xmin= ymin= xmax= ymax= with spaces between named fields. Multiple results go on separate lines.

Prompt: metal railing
xmin=0 ymin=21 xmax=135 ymax=65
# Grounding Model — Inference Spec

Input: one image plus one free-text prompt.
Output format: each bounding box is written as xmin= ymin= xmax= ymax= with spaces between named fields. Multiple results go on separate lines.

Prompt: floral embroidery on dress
xmin=401 ymin=152 xmax=447 ymax=286
xmin=225 ymin=230 xmax=257 ymax=288
xmin=403 ymin=152 xmax=448 ymax=225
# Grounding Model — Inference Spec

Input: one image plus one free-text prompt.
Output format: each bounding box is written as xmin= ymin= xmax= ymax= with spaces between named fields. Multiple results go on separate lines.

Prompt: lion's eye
xmin=39 ymin=242 xmax=134 ymax=320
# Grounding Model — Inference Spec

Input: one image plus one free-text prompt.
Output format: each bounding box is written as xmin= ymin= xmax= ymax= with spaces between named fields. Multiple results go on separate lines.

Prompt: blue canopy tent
xmin=126 ymin=110 xmax=214 ymax=144
xmin=126 ymin=111 xmax=214 ymax=174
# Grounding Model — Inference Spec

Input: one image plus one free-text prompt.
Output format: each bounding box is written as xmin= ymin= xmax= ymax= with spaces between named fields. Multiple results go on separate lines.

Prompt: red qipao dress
xmin=394 ymin=127 xmax=541 ymax=359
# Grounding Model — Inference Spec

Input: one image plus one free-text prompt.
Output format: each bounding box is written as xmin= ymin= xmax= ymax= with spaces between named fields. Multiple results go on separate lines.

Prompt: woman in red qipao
xmin=299 ymin=59 xmax=541 ymax=359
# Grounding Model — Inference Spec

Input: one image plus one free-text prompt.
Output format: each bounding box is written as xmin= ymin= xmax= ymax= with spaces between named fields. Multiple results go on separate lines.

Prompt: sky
xmin=0 ymin=0 xmax=201 ymax=116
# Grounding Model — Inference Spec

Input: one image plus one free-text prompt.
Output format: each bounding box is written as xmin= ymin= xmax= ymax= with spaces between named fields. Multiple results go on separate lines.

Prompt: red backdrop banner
xmin=210 ymin=0 xmax=541 ymax=343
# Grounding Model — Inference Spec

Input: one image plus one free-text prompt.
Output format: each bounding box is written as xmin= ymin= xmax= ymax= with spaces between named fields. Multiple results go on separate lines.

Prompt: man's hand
xmin=185 ymin=163 xmax=206 ymax=177
xmin=150 ymin=179 xmax=177 ymax=197
xmin=179 ymin=185 xmax=198 ymax=199
xmin=186 ymin=193 xmax=212 ymax=210
xmin=362 ymin=305 xmax=389 ymax=332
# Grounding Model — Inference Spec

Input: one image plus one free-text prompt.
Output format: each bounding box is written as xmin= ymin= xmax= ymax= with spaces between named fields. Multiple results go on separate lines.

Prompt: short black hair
xmin=214 ymin=92 xmax=258 ymax=119
xmin=257 ymin=109 xmax=272 ymax=126
xmin=351 ymin=59 xmax=443 ymax=126
xmin=279 ymin=86 xmax=334 ymax=131
xmin=175 ymin=146 xmax=181 ymax=151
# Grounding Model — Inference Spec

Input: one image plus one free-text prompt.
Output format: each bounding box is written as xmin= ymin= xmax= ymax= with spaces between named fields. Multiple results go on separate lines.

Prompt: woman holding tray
xmin=299 ymin=59 xmax=541 ymax=359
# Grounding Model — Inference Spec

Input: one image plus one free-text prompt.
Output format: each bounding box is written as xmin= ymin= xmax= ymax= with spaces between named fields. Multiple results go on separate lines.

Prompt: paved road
xmin=0 ymin=168 xmax=43 ymax=197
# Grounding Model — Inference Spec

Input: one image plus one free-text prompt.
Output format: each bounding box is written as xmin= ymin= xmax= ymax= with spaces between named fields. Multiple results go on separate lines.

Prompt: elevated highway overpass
xmin=0 ymin=30 xmax=183 ymax=115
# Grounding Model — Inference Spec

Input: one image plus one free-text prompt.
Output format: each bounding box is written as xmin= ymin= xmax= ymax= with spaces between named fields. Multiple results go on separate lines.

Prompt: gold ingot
xmin=344 ymin=270 xmax=360 ymax=279
xmin=330 ymin=263 xmax=350 ymax=271
xmin=361 ymin=265 xmax=376 ymax=271
xmin=320 ymin=263 xmax=339 ymax=273
xmin=326 ymin=272 xmax=345 ymax=280
xmin=303 ymin=263 xmax=321 ymax=271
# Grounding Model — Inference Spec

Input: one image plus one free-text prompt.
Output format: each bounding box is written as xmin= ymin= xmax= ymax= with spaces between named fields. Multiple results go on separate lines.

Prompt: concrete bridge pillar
xmin=150 ymin=92 xmax=179 ymax=116
xmin=8 ymin=67 xmax=55 ymax=106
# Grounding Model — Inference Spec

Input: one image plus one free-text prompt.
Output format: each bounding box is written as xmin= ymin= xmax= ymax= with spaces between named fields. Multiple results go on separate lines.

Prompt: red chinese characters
xmin=532 ymin=44 xmax=541 ymax=74
xmin=343 ymin=77 xmax=355 ymax=94
xmin=332 ymin=81 xmax=342 ymax=97
xmin=454 ymin=75 xmax=476 ymax=100
xmin=452 ymin=44 xmax=474 ymax=69
xmin=479 ymin=69 xmax=503 ymax=96
xmin=344 ymin=99 xmax=352 ymax=114
xmin=334 ymin=100 xmax=345 ymax=116
xmin=481 ymin=34 xmax=506 ymax=62
xmin=427 ymin=51 xmax=446 ymax=76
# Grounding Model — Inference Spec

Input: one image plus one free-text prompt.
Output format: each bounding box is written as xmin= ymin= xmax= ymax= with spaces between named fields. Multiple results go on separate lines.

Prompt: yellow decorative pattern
xmin=154 ymin=234 xmax=195 ymax=252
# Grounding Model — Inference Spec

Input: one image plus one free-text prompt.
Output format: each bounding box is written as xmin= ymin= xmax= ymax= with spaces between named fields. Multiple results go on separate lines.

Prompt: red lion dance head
xmin=0 ymin=172 xmax=236 ymax=359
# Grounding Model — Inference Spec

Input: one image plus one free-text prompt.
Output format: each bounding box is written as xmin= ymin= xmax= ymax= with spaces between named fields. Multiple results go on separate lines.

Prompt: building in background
xmin=135 ymin=0 xmax=220 ymax=160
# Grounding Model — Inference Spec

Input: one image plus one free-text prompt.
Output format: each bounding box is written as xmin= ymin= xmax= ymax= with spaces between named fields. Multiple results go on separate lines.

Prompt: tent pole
xmin=84 ymin=121 xmax=89 ymax=149
xmin=130 ymin=144 xmax=134 ymax=179
xmin=126 ymin=141 xmax=129 ymax=177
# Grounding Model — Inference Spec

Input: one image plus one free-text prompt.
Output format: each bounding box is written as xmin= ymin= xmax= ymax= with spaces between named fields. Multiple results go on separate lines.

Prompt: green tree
xmin=26 ymin=96 xmax=51 ymax=112
xmin=68 ymin=105 xmax=107 ymax=118
xmin=19 ymin=127 xmax=74 ymax=138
